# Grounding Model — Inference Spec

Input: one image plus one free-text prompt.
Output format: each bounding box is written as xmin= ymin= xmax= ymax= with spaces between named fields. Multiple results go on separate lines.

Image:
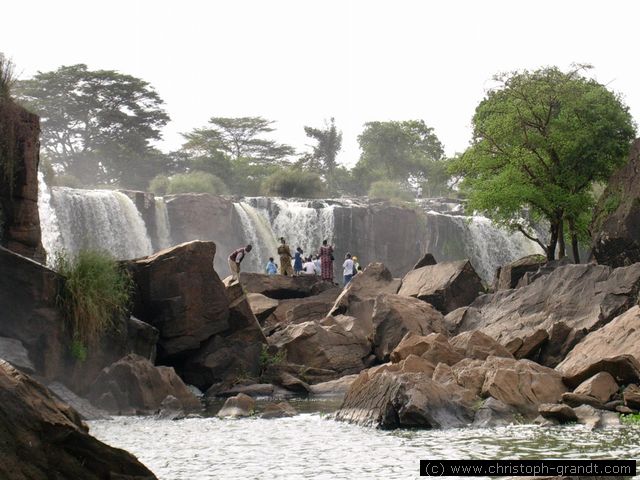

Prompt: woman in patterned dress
xmin=319 ymin=239 xmax=334 ymax=283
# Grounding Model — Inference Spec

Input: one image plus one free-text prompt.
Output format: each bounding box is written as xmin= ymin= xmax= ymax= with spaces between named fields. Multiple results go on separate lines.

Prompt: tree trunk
xmin=546 ymin=221 xmax=558 ymax=261
xmin=557 ymin=218 xmax=566 ymax=259
xmin=569 ymin=217 xmax=580 ymax=263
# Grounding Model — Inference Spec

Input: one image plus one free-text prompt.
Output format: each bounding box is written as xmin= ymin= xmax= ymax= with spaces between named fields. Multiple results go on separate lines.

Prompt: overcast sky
xmin=2 ymin=0 xmax=639 ymax=166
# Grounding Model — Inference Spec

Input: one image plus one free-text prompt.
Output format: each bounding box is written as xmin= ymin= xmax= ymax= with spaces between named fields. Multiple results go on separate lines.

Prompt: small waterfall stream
xmin=154 ymin=197 xmax=172 ymax=250
xmin=232 ymin=201 xmax=279 ymax=273
xmin=37 ymin=172 xmax=62 ymax=264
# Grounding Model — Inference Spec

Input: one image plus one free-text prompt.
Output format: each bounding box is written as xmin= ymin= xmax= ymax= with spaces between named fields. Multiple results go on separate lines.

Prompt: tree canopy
xmin=15 ymin=64 xmax=170 ymax=187
xmin=298 ymin=117 xmax=342 ymax=191
xmin=452 ymin=65 xmax=636 ymax=261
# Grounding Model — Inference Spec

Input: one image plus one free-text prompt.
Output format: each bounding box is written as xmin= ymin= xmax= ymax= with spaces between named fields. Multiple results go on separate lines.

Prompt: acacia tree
xmin=355 ymin=120 xmax=446 ymax=193
xmin=14 ymin=64 xmax=170 ymax=187
xmin=452 ymin=66 xmax=636 ymax=261
xmin=299 ymin=117 xmax=342 ymax=192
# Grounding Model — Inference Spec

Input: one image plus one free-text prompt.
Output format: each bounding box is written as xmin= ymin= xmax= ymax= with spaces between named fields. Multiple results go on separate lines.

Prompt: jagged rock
xmin=371 ymin=294 xmax=447 ymax=362
xmin=157 ymin=395 xmax=188 ymax=420
xmin=449 ymin=330 xmax=513 ymax=361
xmin=494 ymin=254 xmax=547 ymax=291
xmin=556 ymin=306 xmax=640 ymax=385
xmin=261 ymin=401 xmax=298 ymax=419
xmin=47 ymin=382 xmax=109 ymax=421
xmin=217 ymin=393 xmax=255 ymax=418
xmin=390 ymin=332 xmax=463 ymax=366
xmin=127 ymin=316 xmax=159 ymax=362
xmin=510 ymin=329 xmax=549 ymax=359
xmin=592 ymin=138 xmax=640 ymax=267
xmin=263 ymin=287 xmax=340 ymax=334
xmin=127 ymin=241 xmax=231 ymax=359
xmin=335 ymin=369 xmax=475 ymax=429
xmin=472 ymin=397 xmax=520 ymax=427
xmin=275 ymin=371 xmax=311 ymax=395
xmin=213 ymin=383 xmax=276 ymax=398
xmin=309 ymin=375 xmax=359 ymax=396
xmin=561 ymin=392 xmax=606 ymax=410
xmin=247 ymin=293 xmax=279 ymax=322
xmin=538 ymin=403 xmax=578 ymax=423
xmin=0 ymin=360 xmax=156 ymax=479
xmin=240 ymin=272 xmax=331 ymax=299
xmin=0 ymin=336 xmax=35 ymax=373
xmin=573 ymin=372 xmax=619 ymax=404
xmin=88 ymin=354 xmax=201 ymax=415
xmin=413 ymin=252 xmax=437 ymax=269
xmin=453 ymin=264 xmax=640 ymax=366
xmin=573 ymin=404 xmax=620 ymax=429
xmin=398 ymin=260 xmax=483 ymax=314
xmin=623 ymin=384 xmax=640 ymax=410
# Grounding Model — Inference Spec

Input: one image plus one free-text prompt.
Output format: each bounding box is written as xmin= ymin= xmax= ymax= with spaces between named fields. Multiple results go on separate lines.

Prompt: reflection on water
xmin=89 ymin=400 xmax=640 ymax=480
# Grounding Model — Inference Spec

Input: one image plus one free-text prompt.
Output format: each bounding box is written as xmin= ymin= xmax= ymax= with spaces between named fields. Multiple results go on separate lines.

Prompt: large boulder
xmin=239 ymin=272 xmax=331 ymax=299
xmin=449 ymin=330 xmax=514 ymax=361
xmin=556 ymin=305 xmax=640 ymax=387
xmin=592 ymin=138 xmax=640 ymax=267
xmin=87 ymin=354 xmax=201 ymax=415
xmin=573 ymin=372 xmax=619 ymax=404
xmin=390 ymin=332 xmax=464 ymax=366
xmin=397 ymin=260 xmax=483 ymax=314
xmin=263 ymin=287 xmax=340 ymax=335
xmin=127 ymin=241 xmax=231 ymax=360
xmin=335 ymin=368 xmax=475 ymax=429
xmin=216 ymin=393 xmax=255 ymax=418
xmin=493 ymin=254 xmax=547 ymax=291
xmin=450 ymin=263 xmax=640 ymax=366
xmin=371 ymin=294 xmax=447 ymax=362
xmin=247 ymin=293 xmax=279 ymax=323
xmin=0 ymin=360 xmax=156 ymax=479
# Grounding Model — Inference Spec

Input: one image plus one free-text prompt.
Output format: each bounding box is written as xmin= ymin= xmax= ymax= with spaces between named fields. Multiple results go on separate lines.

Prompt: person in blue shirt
xmin=265 ymin=257 xmax=278 ymax=275
xmin=293 ymin=247 xmax=304 ymax=276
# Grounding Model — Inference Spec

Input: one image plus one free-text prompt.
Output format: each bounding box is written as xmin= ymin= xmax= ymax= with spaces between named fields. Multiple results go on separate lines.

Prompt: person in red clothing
xmin=318 ymin=239 xmax=334 ymax=283
xmin=228 ymin=244 xmax=252 ymax=281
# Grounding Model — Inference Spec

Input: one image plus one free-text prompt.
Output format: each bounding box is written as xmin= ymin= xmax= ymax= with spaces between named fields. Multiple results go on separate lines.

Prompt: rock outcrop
xmin=493 ymin=254 xmax=546 ymax=291
xmin=0 ymin=100 xmax=45 ymax=262
xmin=592 ymin=138 xmax=640 ymax=267
xmin=0 ymin=360 xmax=156 ymax=479
xmin=217 ymin=393 xmax=255 ymax=418
xmin=449 ymin=263 xmax=640 ymax=366
xmin=240 ymin=272 xmax=332 ymax=299
xmin=398 ymin=260 xmax=483 ymax=314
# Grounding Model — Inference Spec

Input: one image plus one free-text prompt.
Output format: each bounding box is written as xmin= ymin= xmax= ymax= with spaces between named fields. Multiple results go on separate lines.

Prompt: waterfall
xmin=49 ymin=187 xmax=153 ymax=260
xmin=232 ymin=201 xmax=279 ymax=273
xmin=154 ymin=197 xmax=172 ymax=250
xmin=247 ymin=197 xmax=335 ymax=259
xmin=37 ymin=172 xmax=63 ymax=264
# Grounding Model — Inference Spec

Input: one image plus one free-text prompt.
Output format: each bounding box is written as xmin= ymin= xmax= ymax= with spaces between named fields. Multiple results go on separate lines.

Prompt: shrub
xmin=149 ymin=174 xmax=170 ymax=195
xmin=166 ymin=171 xmax=229 ymax=195
xmin=368 ymin=180 xmax=415 ymax=202
xmin=262 ymin=169 xmax=326 ymax=198
xmin=54 ymin=250 xmax=133 ymax=358
xmin=52 ymin=173 xmax=83 ymax=188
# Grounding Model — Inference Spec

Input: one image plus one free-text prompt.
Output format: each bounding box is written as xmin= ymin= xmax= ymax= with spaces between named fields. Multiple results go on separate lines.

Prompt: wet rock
xmin=556 ymin=306 xmax=640 ymax=385
xmin=573 ymin=404 xmax=620 ymax=429
xmin=472 ymin=397 xmax=520 ymax=427
xmin=335 ymin=369 xmax=475 ymax=429
xmin=309 ymin=374 xmax=359 ymax=396
xmin=616 ymin=405 xmax=636 ymax=414
xmin=592 ymin=138 xmax=640 ymax=267
xmin=240 ymin=272 xmax=331 ymax=299
xmin=449 ymin=330 xmax=513 ymax=361
xmin=623 ymin=384 xmax=640 ymax=410
xmin=453 ymin=264 xmax=640 ymax=367
xmin=398 ymin=260 xmax=484 ymax=314
xmin=371 ymin=294 xmax=447 ymax=362
xmin=0 ymin=360 xmax=156 ymax=479
xmin=47 ymin=382 xmax=110 ymax=421
xmin=213 ymin=383 xmax=276 ymax=398
xmin=276 ymin=371 xmax=311 ymax=395
xmin=88 ymin=354 xmax=201 ymax=415
xmin=390 ymin=332 xmax=463 ymax=366
xmin=413 ymin=252 xmax=437 ymax=269
xmin=0 ymin=336 xmax=35 ymax=373
xmin=538 ymin=403 xmax=578 ymax=423
xmin=261 ymin=401 xmax=298 ymax=419
xmin=561 ymin=392 xmax=605 ymax=410
xmin=247 ymin=293 xmax=279 ymax=323
xmin=494 ymin=254 xmax=547 ymax=291
xmin=157 ymin=395 xmax=187 ymax=420
xmin=573 ymin=372 xmax=619 ymax=403
xmin=217 ymin=393 xmax=255 ymax=418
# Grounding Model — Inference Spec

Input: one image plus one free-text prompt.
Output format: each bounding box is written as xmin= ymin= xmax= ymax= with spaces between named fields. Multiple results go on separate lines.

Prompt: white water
xmin=37 ymin=172 xmax=63 ymax=265
xmin=48 ymin=187 xmax=153 ymax=259
xmin=232 ymin=201 xmax=279 ymax=273
xmin=154 ymin=197 xmax=172 ymax=250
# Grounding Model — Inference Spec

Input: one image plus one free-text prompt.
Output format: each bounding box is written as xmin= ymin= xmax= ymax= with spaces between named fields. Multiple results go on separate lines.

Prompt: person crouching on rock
xmin=228 ymin=244 xmax=252 ymax=281
xmin=277 ymin=237 xmax=294 ymax=276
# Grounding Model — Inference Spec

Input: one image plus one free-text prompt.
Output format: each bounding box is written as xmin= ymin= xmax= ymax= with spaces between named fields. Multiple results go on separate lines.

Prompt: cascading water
xmin=37 ymin=172 xmax=63 ymax=264
xmin=48 ymin=187 xmax=153 ymax=260
xmin=154 ymin=197 xmax=173 ymax=250
xmin=232 ymin=201 xmax=280 ymax=273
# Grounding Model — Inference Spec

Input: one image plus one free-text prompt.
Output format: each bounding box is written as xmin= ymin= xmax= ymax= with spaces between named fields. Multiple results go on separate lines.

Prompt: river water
xmin=89 ymin=400 xmax=640 ymax=480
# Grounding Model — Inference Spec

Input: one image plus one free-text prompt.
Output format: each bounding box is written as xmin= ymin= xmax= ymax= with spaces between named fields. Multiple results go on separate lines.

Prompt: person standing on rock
xmin=277 ymin=237 xmax=294 ymax=276
xmin=228 ymin=244 xmax=252 ymax=281
xmin=342 ymin=252 xmax=355 ymax=286
xmin=319 ymin=239 xmax=334 ymax=283
xmin=293 ymin=247 xmax=304 ymax=276
xmin=265 ymin=257 xmax=278 ymax=275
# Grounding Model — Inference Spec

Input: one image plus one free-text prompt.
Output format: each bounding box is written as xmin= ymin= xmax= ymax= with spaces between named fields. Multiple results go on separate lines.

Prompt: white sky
xmin=2 ymin=0 xmax=640 ymax=166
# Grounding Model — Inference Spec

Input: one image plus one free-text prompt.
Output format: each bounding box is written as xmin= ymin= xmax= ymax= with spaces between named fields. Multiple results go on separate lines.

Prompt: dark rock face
xmin=88 ymin=354 xmax=201 ymax=415
xmin=0 ymin=336 xmax=35 ymax=373
xmin=493 ymin=254 xmax=546 ymax=291
xmin=398 ymin=260 xmax=483 ymax=314
xmin=450 ymin=264 xmax=640 ymax=366
xmin=592 ymin=138 xmax=640 ymax=267
xmin=0 ymin=101 xmax=45 ymax=263
xmin=0 ymin=360 xmax=156 ymax=479
xmin=127 ymin=241 xmax=231 ymax=360
xmin=413 ymin=252 xmax=437 ymax=269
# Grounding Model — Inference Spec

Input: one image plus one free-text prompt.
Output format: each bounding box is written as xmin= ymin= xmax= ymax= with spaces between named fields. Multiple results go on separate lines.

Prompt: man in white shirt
xmin=342 ymin=253 xmax=355 ymax=286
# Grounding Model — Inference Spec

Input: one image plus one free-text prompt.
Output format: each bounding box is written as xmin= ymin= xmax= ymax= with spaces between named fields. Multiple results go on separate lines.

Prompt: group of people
xmin=228 ymin=238 xmax=361 ymax=286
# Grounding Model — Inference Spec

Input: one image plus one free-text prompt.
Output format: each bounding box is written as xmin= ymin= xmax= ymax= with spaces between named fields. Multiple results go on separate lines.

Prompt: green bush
xmin=262 ymin=169 xmax=326 ymax=198
xmin=149 ymin=174 xmax=170 ymax=195
xmin=165 ymin=171 xmax=229 ymax=195
xmin=52 ymin=173 xmax=83 ymax=188
xmin=54 ymin=250 xmax=133 ymax=357
xmin=368 ymin=180 xmax=415 ymax=202
xmin=620 ymin=413 xmax=640 ymax=424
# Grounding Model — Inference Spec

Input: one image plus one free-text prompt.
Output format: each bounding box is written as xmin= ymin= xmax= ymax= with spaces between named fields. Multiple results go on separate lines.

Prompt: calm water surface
xmin=89 ymin=399 xmax=640 ymax=480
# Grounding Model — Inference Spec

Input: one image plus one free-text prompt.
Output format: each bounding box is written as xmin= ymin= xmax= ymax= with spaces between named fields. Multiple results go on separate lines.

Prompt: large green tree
xmin=355 ymin=120 xmax=446 ymax=194
xmin=298 ymin=117 xmax=342 ymax=192
xmin=452 ymin=66 xmax=636 ymax=261
xmin=14 ymin=64 xmax=170 ymax=187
